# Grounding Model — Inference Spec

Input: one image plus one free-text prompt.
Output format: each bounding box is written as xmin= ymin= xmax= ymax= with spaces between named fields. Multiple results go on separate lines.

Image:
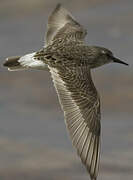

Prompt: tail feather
xmin=3 ymin=56 xmax=24 ymax=71
xmin=3 ymin=53 xmax=49 ymax=71
xmin=3 ymin=56 xmax=20 ymax=67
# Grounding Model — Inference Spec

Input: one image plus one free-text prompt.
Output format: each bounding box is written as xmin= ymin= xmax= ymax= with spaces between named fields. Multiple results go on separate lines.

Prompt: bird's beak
xmin=113 ymin=57 xmax=128 ymax=66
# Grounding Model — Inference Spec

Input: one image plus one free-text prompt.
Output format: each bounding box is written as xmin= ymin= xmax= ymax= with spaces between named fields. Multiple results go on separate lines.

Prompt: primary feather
xmin=50 ymin=66 xmax=101 ymax=180
xmin=45 ymin=3 xmax=87 ymax=45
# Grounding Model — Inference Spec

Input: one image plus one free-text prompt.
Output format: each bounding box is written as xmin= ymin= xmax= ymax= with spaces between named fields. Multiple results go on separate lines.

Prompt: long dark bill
xmin=113 ymin=57 xmax=128 ymax=66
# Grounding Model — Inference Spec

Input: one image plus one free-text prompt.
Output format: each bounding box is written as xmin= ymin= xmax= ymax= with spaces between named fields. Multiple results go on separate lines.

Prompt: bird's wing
xmin=45 ymin=4 xmax=87 ymax=46
xmin=49 ymin=66 xmax=101 ymax=180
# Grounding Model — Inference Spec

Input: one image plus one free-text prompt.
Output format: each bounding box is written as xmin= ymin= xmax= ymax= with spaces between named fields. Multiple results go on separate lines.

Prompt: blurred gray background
xmin=0 ymin=0 xmax=133 ymax=179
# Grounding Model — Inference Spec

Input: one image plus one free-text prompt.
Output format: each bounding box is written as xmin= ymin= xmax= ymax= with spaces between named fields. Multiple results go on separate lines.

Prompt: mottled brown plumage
xmin=3 ymin=3 xmax=128 ymax=180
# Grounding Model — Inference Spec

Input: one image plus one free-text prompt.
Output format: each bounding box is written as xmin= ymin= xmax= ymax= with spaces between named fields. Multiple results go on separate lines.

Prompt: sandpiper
xmin=3 ymin=4 xmax=128 ymax=180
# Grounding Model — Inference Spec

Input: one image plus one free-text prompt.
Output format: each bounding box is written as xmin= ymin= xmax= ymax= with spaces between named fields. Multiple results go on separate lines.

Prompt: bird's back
xmin=35 ymin=40 xmax=100 ymax=69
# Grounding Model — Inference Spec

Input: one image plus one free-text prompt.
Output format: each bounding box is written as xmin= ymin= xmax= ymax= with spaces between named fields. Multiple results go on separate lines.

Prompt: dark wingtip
xmin=49 ymin=3 xmax=62 ymax=19
xmin=55 ymin=3 xmax=62 ymax=10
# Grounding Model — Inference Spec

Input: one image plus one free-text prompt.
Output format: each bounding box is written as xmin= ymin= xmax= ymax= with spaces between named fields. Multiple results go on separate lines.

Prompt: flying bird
xmin=3 ymin=4 xmax=128 ymax=180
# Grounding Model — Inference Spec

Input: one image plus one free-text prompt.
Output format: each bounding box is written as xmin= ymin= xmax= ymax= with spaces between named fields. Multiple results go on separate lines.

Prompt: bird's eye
xmin=101 ymin=50 xmax=106 ymax=54
xmin=101 ymin=50 xmax=112 ymax=57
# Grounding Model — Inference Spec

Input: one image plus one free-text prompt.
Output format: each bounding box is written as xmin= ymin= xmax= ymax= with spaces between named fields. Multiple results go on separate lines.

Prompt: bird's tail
xmin=3 ymin=56 xmax=25 ymax=71
xmin=3 ymin=52 xmax=48 ymax=71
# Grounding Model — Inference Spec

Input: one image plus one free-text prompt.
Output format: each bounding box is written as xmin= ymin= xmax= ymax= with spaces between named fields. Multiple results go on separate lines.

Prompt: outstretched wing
xmin=45 ymin=4 xmax=87 ymax=46
xmin=50 ymin=66 xmax=101 ymax=180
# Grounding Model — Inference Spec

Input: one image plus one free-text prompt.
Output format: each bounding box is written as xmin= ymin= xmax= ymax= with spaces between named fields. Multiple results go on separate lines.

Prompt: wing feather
xmin=45 ymin=4 xmax=87 ymax=45
xmin=49 ymin=66 xmax=101 ymax=180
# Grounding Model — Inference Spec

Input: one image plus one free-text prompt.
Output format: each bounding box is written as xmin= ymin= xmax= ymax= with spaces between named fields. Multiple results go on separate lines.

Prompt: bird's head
xmin=91 ymin=46 xmax=128 ymax=68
